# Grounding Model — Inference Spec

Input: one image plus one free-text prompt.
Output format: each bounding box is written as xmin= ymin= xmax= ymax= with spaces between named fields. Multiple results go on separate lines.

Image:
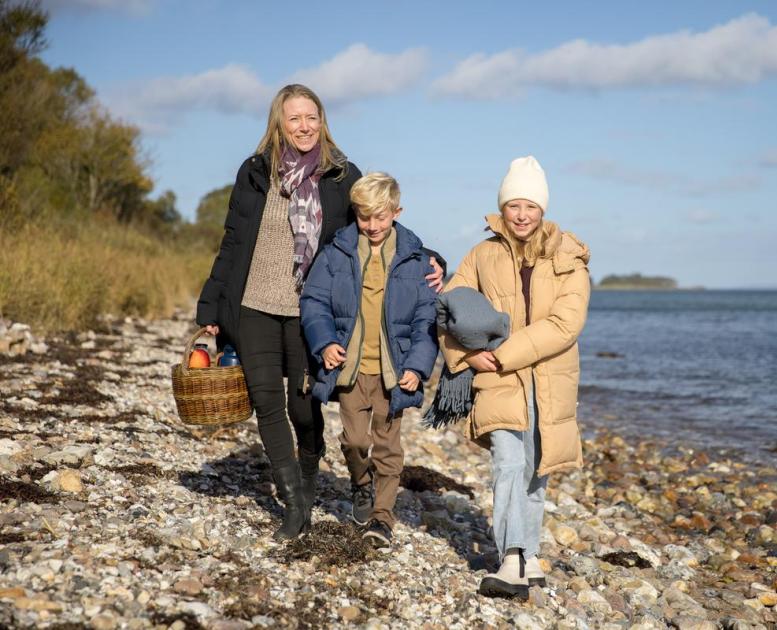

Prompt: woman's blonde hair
xmin=349 ymin=172 xmax=400 ymax=217
xmin=502 ymin=211 xmax=552 ymax=267
xmin=256 ymin=84 xmax=347 ymax=182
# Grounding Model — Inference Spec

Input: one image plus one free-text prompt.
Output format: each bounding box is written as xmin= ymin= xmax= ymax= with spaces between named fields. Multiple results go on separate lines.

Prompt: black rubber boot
xmin=298 ymin=445 xmax=325 ymax=513
xmin=271 ymin=462 xmax=310 ymax=541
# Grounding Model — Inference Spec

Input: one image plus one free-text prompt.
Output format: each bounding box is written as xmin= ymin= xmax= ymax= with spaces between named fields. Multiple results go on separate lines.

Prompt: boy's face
xmin=356 ymin=206 xmax=402 ymax=246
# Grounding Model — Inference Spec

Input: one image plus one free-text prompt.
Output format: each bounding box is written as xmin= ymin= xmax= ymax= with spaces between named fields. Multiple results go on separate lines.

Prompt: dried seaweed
xmin=276 ymin=521 xmax=375 ymax=567
xmin=0 ymin=478 xmax=59 ymax=503
xmin=400 ymin=465 xmax=475 ymax=498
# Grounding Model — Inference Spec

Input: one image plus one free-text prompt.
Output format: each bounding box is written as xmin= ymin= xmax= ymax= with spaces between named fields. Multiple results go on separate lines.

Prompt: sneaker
xmin=525 ymin=555 xmax=546 ymax=587
xmin=478 ymin=549 xmax=529 ymax=600
xmin=362 ymin=519 xmax=392 ymax=548
xmin=351 ymin=482 xmax=374 ymax=526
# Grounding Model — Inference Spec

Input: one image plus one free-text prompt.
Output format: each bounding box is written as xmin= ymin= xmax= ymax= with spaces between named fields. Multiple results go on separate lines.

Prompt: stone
xmin=90 ymin=613 xmax=117 ymax=630
xmin=671 ymin=616 xmax=716 ymax=630
xmin=173 ymin=577 xmax=203 ymax=596
xmin=339 ymin=606 xmax=361 ymax=622
xmin=550 ymin=522 xmax=579 ymax=547
xmin=58 ymin=468 xmax=84 ymax=493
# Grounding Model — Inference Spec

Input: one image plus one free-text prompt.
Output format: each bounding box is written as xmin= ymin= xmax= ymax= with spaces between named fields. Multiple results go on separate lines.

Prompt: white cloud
xmin=290 ymin=43 xmax=428 ymax=104
xmin=433 ymin=13 xmax=777 ymax=98
xmin=567 ymin=159 xmax=760 ymax=197
xmin=107 ymin=64 xmax=273 ymax=133
xmin=43 ymin=0 xmax=151 ymax=15
xmin=109 ymin=45 xmax=427 ymax=134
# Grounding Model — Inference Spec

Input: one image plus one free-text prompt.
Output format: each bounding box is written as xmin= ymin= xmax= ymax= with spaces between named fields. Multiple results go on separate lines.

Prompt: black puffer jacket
xmin=196 ymin=152 xmax=362 ymax=348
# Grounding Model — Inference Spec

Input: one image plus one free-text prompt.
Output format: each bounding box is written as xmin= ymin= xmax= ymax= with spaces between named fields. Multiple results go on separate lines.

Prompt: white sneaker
xmin=478 ymin=549 xmax=528 ymax=599
xmin=525 ymin=555 xmax=546 ymax=587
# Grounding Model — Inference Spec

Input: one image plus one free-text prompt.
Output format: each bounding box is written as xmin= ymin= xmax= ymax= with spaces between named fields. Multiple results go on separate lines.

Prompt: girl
xmin=438 ymin=156 xmax=591 ymax=599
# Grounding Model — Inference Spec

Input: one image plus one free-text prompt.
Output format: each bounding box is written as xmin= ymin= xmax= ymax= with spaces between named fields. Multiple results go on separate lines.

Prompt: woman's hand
xmin=204 ymin=324 xmax=220 ymax=336
xmin=398 ymin=370 xmax=420 ymax=392
xmin=464 ymin=350 xmax=500 ymax=372
xmin=322 ymin=343 xmax=347 ymax=370
xmin=426 ymin=257 xmax=444 ymax=294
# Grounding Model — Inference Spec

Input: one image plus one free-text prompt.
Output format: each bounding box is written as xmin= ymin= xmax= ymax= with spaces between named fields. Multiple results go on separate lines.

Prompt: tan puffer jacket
xmin=439 ymin=215 xmax=591 ymax=475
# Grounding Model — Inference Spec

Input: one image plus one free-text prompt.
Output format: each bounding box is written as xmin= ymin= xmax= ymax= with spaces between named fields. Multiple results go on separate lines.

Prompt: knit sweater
xmin=241 ymin=181 xmax=300 ymax=316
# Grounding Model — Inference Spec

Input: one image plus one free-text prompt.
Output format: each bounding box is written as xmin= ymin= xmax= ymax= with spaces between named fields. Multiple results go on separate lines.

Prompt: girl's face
xmin=502 ymin=199 xmax=543 ymax=241
xmin=282 ymin=96 xmax=321 ymax=153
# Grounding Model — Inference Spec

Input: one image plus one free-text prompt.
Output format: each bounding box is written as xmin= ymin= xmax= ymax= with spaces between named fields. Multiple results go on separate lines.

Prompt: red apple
xmin=188 ymin=348 xmax=211 ymax=368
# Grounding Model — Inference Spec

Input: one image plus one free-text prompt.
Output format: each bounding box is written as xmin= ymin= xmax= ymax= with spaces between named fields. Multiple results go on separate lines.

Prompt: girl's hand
xmin=426 ymin=257 xmax=444 ymax=294
xmin=322 ymin=343 xmax=347 ymax=370
xmin=398 ymin=370 xmax=421 ymax=392
xmin=464 ymin=350 xmax=500 ymax=372
xmin=204 ymin=324 xmax=220 ymax=336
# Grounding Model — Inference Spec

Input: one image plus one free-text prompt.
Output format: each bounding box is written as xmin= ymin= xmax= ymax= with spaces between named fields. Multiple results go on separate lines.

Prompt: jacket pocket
xmin=471 ymin=371 xmax=527 ymax=431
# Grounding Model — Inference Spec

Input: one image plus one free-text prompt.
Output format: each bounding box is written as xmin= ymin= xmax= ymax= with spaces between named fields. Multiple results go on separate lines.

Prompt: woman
xmin=438 ymin=156 xmax=590 ymax=599
xmin=197 ymin=84 xmax=443 ymax=540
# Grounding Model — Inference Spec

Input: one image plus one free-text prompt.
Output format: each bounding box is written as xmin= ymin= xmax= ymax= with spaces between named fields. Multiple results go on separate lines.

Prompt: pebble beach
xmin=1 ymin=314 xmax=775 ymax=629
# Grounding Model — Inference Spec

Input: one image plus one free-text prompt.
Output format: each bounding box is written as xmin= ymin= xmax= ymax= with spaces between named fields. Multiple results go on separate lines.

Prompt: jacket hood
xmin=332 ymin=221 xmax=424 ymax=259
xmin=484 ymin=213 xmax=590 ymax=272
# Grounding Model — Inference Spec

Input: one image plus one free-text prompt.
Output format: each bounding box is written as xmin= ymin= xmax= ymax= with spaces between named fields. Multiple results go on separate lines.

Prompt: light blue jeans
xmin=489 ymin=380 xmax=548 ymax=560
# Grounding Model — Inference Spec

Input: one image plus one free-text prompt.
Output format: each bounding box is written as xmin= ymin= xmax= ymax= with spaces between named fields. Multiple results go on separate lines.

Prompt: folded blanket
xmin=423 ymin=287 xmax=510 ymax=428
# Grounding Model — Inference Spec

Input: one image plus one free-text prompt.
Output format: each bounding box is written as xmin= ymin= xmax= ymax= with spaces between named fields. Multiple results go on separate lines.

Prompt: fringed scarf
xmin=423 ymin=287 xmax=511 ymax=429
xmin=279 ymin=142 xmax=323 ymax=288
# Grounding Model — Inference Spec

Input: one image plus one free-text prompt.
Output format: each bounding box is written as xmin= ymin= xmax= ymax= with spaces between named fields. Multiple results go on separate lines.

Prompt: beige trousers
xmin=338 ymin=373 xmax=404 ymax=527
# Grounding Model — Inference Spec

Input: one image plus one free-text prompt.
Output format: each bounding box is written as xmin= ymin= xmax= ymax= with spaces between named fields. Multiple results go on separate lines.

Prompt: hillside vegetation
xmin=596 ymin=273 xmax=678 ymax=290
xmin=0 ymin=1 xmax=226 ymax=332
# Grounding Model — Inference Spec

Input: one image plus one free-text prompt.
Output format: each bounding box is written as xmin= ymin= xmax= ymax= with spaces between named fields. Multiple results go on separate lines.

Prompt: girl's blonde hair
xmin=256 ymin=84 xmax=347 ymax=182
xmin=349 ymin=172 xmax=400 ymax=216
xmin=502 ymin=211 xmax=552 ymax=267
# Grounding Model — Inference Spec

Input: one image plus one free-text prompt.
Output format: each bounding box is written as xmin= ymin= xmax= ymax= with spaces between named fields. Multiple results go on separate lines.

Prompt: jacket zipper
xmin=346 ymin=249 xmax=371 ymax=388
xmin=381 ymin=245 xmax=399 ymax=381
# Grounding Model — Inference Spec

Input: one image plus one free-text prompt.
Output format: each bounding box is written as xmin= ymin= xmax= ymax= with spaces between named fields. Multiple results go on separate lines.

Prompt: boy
xmin=300 ymin=172 xmax=439 ymax=547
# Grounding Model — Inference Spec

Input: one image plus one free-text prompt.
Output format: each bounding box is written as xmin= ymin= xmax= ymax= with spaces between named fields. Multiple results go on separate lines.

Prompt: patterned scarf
xmin=279 ymin=142 xmax=323 ymax=288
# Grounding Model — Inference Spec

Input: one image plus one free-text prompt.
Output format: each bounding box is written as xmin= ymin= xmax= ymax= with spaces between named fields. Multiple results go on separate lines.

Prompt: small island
xmin=595 ymin=273 xmax=678 ymax=290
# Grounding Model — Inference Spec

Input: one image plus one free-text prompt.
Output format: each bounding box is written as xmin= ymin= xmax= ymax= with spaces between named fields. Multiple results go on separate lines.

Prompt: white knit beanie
xmin=497 ymin=156 xmax=549 ymax=212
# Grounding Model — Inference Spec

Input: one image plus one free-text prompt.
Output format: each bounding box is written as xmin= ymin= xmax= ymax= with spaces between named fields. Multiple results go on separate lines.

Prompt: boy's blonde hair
xmin=350 ymin=172 xmax=401 ymax=217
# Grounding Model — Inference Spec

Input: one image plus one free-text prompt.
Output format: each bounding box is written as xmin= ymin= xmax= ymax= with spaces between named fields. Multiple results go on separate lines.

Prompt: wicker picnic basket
xmin=171 ymin=328 xmax=252 ymax=426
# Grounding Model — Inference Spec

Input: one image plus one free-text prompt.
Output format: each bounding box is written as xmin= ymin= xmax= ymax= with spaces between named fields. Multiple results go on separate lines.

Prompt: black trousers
xmin=237 ymin=306 xmax=324 ymax=469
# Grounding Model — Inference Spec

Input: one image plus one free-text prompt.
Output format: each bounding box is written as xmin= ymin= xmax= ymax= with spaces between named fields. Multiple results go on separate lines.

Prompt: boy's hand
xmin=426 ymin=257 xmax=444 ymax=294
xmin=398 ymin=370 xmax=421 ymax=392
xmin=322 ymin=343 xmax=347 ymax=370
xmin=464 ymin=350 xmax=500 ymax=372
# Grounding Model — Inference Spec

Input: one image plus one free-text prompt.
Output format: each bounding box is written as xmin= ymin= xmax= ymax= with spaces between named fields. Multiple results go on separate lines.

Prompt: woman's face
xmin=282 ymin=96 xmax=321 ymax=153
xmin=502 ymin=199 xmax=543 ymax=241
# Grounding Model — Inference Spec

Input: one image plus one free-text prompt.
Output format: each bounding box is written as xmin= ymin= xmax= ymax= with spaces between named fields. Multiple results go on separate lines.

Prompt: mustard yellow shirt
xmin=359 ymin=250 xmax=386 ymax=374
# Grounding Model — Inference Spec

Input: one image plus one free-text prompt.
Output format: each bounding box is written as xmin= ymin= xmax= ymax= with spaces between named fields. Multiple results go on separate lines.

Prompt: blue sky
xmin=42 ymin=0 xmax=777 ymax=288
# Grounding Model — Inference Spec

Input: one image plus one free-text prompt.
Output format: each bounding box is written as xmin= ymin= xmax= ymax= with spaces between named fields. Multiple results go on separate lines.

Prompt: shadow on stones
xmin=600 ymin=550 xmax=653 ymax=569
xmin=395 ymin=464 xmax=492 ymax=570
xmin=178 ymin=446 xmax=275 ymax=505
xmin=275 ymin=520 xmax=376 ymax=567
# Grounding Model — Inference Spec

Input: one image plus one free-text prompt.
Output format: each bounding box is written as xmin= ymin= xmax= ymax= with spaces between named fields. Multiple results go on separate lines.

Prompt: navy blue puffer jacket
xmin=300 ymin=222 xmax=439 ymax=415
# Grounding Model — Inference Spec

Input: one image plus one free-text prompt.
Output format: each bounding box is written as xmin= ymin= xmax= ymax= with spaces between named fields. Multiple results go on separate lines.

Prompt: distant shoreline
xmin=592 ymin=285 xmax=706 ymax=291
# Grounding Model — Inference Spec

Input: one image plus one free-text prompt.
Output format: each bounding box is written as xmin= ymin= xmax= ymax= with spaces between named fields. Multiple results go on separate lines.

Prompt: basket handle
xmin=180 ymin=327 xmax=210 ymax=375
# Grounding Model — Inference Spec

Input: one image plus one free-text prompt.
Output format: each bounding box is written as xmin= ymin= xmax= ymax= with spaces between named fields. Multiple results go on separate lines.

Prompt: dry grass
xmin=0 ymin=218 xmax=211 ymax=332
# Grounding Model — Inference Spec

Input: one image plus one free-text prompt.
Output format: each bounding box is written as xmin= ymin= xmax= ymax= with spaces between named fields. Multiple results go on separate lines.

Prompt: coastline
xmin=0 ymin=315 xmax=775 ymax=627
